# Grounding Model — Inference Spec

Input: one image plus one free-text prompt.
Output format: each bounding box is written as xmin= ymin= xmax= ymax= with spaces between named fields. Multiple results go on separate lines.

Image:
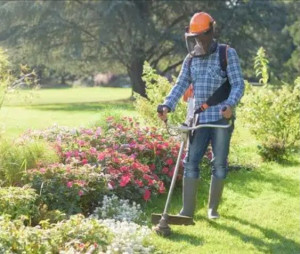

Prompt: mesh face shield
xmin=185 ymin=29 xmax=214 ymax=56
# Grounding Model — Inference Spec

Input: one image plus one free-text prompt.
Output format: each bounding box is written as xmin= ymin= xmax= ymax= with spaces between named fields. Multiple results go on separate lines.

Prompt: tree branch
xmin=146 ymin=14 xmax=186 ymax=58
xmin=161 ymin=59 xmax=183 ymax=75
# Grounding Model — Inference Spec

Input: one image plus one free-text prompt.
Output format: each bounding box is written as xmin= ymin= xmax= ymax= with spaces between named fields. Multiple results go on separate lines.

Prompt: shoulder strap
xmin=219 ymin=44 xmax=229 ymax=72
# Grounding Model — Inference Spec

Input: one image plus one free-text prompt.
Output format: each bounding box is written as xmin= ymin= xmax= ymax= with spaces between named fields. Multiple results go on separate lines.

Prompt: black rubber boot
xmin=179 ymin=177 xmax=200 ymax=217
xmin=208 ymin=175 xmax=224 ymax=219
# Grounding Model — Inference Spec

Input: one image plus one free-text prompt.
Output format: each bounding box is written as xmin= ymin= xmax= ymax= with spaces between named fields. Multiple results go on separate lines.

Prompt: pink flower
xmin=82 ymin=159 xmax=88 ymax=165
xmin=120 ymin=166 xmax=128 ymax=172
xmin=148 ymin=179 xmax=154 ymax=186
xmin=65 ymin=151 xmax=73 ymax=158
xmin=78 ymin=140 xmax=85 ymax=146
xmin=120 ymin=175 xmax=131 ymax=187
xmin=143 ymin=189 xmax=151 ymax=201
xmin=132 ymin=162 xmax=139 ymax=169
xmin=39 ymin=168 xmax=46 ymax=173
xmin=149 ymin=164 xmax=156 ymax=171
xmin=67 ymin=181 xmax=73 ymax=188
xmin=158 ymin=182 xmax=165 ymax=193
xmin=135 ymin=179 xmax=144 ymax=187
xmin=108 ymin=182 xmax=114 ymax=190
xmin=89 ymin=147 xmax=97 ymax=155
xmin=96 ymin=127 xmax=102 ymax=136
xmin=166 ymin=158 xmax=174 ymax=165
xmin=78 ymin=190 xmax=84 ymax=196
xmin=138 ymin=145 xmax=146 ymax=151
xmin=162 ymin=167 xmax=169 ymax=174
xmin=98 ymin=152 xmax=106 ymax=161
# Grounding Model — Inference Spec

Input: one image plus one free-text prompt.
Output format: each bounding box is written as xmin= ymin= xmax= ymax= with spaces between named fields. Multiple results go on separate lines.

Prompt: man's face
xmin=186 ymin=29 xmax=214 ymax=56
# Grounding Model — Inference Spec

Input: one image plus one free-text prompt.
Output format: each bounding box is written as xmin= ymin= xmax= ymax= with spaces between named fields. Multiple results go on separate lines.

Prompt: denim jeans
xmin=183 ymin=118 xmax=234 ymax=179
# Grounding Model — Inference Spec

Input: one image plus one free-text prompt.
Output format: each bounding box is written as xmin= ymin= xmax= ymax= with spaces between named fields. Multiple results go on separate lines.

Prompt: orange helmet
xmin=187 ymin=12 xmax=215 ymax=35
xmin=185 ymin=12 xmax=216 ymax=56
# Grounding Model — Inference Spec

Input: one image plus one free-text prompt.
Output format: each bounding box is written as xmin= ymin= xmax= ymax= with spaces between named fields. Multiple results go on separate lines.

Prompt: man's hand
xmin=221 ymin=105 xmax=233 ymax=119
xmin=157 ymin=105 xmax=169 ymax=122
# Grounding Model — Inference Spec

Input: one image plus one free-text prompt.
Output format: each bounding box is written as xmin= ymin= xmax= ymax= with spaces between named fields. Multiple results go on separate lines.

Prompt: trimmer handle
xmin=157 ymin=104 xmax=165 ymax=114
xmin=222 ymin=106 xmax=228 ymax=112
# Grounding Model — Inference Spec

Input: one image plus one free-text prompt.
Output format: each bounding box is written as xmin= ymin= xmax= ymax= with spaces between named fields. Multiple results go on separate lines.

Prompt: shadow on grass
xmin=227 ymin=165 xmax=299 ymax=198
xmin=25 ymin=99 xmax=134 ymax=112
xmin=165 ymin=230 xmax=204 ymax=246
xmin=207 ymin=215 xmax=300 ymax=253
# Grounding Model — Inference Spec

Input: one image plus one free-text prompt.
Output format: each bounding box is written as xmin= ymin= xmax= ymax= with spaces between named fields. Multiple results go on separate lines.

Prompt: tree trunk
xmin=127 ymin=57 xmax=146 ymax=98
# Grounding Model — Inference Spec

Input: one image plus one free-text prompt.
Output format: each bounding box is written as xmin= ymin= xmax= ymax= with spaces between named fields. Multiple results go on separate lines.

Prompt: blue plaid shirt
xmin=163 ymin=43 xmax=245 ymax=123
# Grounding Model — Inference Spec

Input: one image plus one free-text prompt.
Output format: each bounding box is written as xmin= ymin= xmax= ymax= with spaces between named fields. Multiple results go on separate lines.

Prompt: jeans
xmin=183 ymin=118 xmax=234 ymax=179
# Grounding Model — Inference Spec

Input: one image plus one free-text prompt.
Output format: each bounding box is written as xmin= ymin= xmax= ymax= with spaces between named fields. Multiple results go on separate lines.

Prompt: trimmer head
xmin=152 ymin=215 xmax=172 ymax=237
xmin=152 ymin=213 xmax=195 ymax=236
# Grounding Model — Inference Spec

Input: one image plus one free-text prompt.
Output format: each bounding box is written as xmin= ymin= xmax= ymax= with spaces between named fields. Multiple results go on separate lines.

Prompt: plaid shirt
xmin=163 ymin=43 xmax=245 ymax=123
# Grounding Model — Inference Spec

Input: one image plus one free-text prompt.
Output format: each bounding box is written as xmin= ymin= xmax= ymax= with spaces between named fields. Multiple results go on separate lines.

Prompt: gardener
xmin=158 ymin=12 xmax=244 ymax=219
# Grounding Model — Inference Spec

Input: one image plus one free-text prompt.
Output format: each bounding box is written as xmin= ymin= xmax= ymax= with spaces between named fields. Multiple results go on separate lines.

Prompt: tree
xmin=0 ymin=0 xmax=298 ymax=97
xmin=0 ymin=0 xmax=199 ymax=97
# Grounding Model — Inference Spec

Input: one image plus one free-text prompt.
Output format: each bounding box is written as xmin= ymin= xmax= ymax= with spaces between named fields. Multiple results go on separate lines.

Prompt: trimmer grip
xmin=157 ymin=104 xmax=165 ymax=114
xmin=222 ymin=106 xmax=227 ymax=112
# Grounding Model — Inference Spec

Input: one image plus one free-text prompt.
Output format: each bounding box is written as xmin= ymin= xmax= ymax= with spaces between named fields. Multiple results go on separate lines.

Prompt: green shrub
xmin=0 ymin=139 xmax=58 ymax=186
xmin=23 ymin=163 xmax=109 ymax=215
xmin=0 ymin=214 xmax=112 ymax=253
xmin=0 ymin=186 xmax=38 ymax=223
xmin=0 ymin=214 xmax=154 ymax=253
xmin=134 ymin=61 xmax=187 ymax=126
xmin=239 ymin=78 xmax=300 ymax=161
xmin=0 ymin=47 xmax=12 ymax=111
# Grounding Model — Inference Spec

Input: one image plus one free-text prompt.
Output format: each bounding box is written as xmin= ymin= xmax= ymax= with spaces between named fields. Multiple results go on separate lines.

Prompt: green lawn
xmin=146 ymin=160 xmax=299 ymax=254
xmin=0 ymin=87 xmax=135 ymax=138
xmin=145 ymin=120 xmax=300 ymax=254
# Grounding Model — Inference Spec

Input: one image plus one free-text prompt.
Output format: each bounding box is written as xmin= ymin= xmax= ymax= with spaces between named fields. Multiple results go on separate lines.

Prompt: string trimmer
xmin=153 ymin=79 xmax=232 ymax=236
xmin=151 ymin=115 xmax=231 ymax=236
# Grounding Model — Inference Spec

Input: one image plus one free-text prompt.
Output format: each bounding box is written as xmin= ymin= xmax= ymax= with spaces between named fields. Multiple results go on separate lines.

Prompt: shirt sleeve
xmin=225 ymin=48 xmax=245 ymax=107
xmin=163 ymin=55 xmax=191 ymax=111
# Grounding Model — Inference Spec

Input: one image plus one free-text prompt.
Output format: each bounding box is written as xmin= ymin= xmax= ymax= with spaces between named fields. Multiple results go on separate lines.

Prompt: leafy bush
xmin=0 ymin=214 xmax=154 ymax=253
xmin=0 ymin=186 xmax=38 ymax=223
xmin=134 ymin=61 xmax=187 ymax=126
xmin=239 ymin=78 xmax=300 ymax=161
xmin=0 ymin=139 xmax=58 ymax=186
xmin=103 ymin=117 xmax=184 ymax=186
xmin=0 ymin=47 xmax=12 ymax=111
xmin=23 ymin=117 xmax=185 ymax=203
xmin=24 ymin=163 xmax=109 ymax=215
xmin=0 ymin=214 xmax=112 ymax=253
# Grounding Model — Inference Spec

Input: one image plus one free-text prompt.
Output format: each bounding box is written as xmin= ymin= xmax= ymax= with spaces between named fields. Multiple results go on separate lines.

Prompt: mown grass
xmin=145 ymin=119 xmax=300 ymax=254
xmin=0 ymin=87 xmax=136 ymax=138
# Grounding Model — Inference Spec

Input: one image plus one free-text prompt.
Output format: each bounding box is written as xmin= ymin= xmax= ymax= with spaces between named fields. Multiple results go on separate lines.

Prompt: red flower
xmin=135 ymin=179 xmax=144 ymax=187
xmin=81 ymin=159 xmax=88 ymax=165
xmin=120 ymin=175 xmax=131 ymax=187
xmin=143 ymin=189 xmax=151 ymax=201
xmin=149 ymin=164 xmax=156 ymax=171
xmin=132 ymin=162 xmax=139 ymax=170
xmin=166 ymin=158 xmax=174 ymax=165
xmin=162 ymin=167 xmax=169 ymax=174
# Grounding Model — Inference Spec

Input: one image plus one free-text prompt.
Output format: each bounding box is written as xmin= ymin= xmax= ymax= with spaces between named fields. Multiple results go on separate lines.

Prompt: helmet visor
xmin=185 ymin=30 xmax=213 ymax=56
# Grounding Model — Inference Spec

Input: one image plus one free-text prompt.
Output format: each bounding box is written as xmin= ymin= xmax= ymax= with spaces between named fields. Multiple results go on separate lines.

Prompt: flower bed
xmin=22 ymin=117 xmax=185 ymax=207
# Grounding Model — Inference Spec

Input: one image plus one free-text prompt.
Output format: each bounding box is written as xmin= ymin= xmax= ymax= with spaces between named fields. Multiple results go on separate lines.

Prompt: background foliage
xmin=0 ymin=0 xmax=298 ymax=96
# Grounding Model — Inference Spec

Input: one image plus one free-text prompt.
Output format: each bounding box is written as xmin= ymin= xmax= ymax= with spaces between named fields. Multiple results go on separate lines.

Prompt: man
xmin=158 ymin=12 xmax=244 ymax=219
